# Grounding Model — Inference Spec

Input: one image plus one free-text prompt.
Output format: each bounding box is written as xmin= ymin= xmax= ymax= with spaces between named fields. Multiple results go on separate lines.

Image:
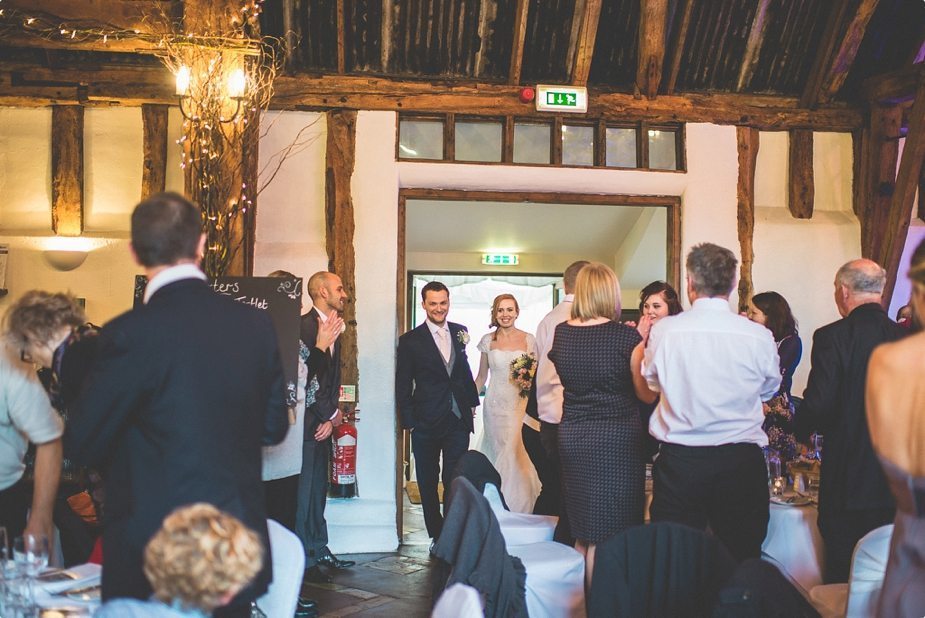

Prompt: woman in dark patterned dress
xmin=548 ymin=262 xmax=645 ymax=586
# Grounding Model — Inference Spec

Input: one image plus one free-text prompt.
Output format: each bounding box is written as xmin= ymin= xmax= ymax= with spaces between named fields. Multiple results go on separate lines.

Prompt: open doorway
xmin=395 ymin=189 xmax=681 ymax=544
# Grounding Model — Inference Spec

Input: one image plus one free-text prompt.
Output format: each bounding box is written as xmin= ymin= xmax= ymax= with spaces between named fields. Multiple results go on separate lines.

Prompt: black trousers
xmin=819 ymin=507 xmax=894 ymax=583
xmin=651 ymin=442 xmax=769 ymax=562
xmin=265 ymin=474 xmax=299 ymax=533
xmin=295 ymin=438 xmax=330 ymax=568
xmin=411 ymin=418 xmax=469 ymax=539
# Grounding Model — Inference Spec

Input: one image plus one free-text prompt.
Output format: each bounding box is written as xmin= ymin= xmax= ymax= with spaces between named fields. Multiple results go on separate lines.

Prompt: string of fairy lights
xmin=1 ymin=0 xmax=281 ymax=277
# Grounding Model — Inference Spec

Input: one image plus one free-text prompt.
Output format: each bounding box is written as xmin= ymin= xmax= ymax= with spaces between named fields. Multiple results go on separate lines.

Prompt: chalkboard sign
xmin=134 ymin=275 xmax=303 ymax=406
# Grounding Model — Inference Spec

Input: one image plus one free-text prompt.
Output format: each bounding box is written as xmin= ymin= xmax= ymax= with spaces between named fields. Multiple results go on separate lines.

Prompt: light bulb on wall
xmin=227 ymin=68 xmax=246 ymax=99
xmin=175 ymin=65 xmax=191 ymax=96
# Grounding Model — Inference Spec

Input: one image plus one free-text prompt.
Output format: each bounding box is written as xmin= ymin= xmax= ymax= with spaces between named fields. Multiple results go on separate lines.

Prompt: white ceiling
xmin=405 ymin=199 xmax=649 ymax=257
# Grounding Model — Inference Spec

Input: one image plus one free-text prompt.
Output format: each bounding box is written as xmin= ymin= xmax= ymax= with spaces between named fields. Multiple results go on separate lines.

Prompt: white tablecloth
xmin=761 ymin=501 xmax=824 ymax=593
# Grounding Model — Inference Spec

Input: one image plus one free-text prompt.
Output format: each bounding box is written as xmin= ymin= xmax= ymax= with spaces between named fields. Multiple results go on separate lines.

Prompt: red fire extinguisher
xmin=329 ymin=407 xmax=358 ymax=498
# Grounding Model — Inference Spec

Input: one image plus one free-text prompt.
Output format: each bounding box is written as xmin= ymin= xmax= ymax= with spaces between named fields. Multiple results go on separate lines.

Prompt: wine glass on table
xmin=12 ymin=533 xmax=49 ymax=614
xmin=813 ymin=434 xmax=824 ymax=462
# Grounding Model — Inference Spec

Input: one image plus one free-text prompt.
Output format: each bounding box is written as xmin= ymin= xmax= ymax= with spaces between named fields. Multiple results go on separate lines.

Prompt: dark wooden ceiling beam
xmin=863 ymin=63 xmax=925 ymax=104
xmin=336 ymin=0 xmax=346 ymax=74
xmin=0 ymin=67 xmax=865 ymax=130
xmin=570 ymin=0 xmax=603 ymax=87
xmin=663 ymin=0 xmax=693 ymax=95
xmin=636 ymin=0 xmax=668 ymax=99
xmin=508 ymin=0 xmax=529 ymax=86
xmin=736 ymin=0 xmax=773 ymax=92
xmin=801 ymin=0 xmax=881 ymax=108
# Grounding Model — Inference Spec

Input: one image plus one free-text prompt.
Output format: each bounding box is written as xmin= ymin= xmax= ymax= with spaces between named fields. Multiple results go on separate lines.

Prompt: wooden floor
xmin=301 ymin=495 xmax=435 ymax=617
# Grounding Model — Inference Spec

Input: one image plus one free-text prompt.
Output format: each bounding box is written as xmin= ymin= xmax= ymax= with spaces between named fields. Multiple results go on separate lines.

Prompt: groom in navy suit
xmin=396 ymin=281 xmax=480 ymax=541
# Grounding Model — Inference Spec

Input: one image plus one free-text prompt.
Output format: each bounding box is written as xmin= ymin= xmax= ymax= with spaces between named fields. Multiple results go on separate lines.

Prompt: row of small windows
xmin=398 ymin=115 xmax=684 ymax=171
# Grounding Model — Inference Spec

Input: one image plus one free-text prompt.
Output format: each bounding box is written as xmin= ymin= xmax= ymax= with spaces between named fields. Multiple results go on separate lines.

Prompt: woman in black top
xmin=747 ymin=291 xmax=803 ymax=460
xmin=548 ymin=262 xmax=645 ymax=587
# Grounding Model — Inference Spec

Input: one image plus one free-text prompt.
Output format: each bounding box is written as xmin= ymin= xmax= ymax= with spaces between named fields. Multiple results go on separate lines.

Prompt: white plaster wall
xmin=407 ymin=251 xmax=606 ymax=273
xmin=84 ymin=108 xmax=143 ymax=232
xmin=680 ymin=124 xmax=741 ymax=308
xmin=0 ymin=234 xmax=139 ymax=325
xmin=753 ymin=131 xmax=860 ymax=394
xmin=0 ymin=108 xmax=52 ymax=231
xmin=253 ymin=111 xmax=327 ymax=281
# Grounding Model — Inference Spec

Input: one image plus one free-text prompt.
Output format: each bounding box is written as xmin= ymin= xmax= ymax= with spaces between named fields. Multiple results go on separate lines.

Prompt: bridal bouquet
xmin=510 ymin=353 xmax=537 ymax=399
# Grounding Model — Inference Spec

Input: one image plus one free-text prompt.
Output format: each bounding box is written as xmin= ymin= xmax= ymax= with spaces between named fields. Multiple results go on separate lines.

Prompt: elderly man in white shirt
xmin=640 ymin=243 xmax=780 ymax=561
xmin=532 ymin=260 xmax=588 ymax=543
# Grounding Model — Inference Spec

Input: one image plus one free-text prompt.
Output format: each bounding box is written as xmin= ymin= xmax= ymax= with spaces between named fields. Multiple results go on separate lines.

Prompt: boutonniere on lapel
xmin=456 ymin=330 xmax=470 ymax=346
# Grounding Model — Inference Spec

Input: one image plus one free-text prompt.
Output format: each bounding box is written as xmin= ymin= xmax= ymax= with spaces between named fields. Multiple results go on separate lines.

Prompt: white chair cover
xmin=507 ymin=541 xmax=585 ymax=618
xmin=809 ymin=524 xmax=894 ymax=618
xmin=432 ymin=583 xmax=484 ymax=618
xmin=483 ymin=484 xmax=557 ymax=546
xmin=256 ymin=520 xmax=306 ymax=618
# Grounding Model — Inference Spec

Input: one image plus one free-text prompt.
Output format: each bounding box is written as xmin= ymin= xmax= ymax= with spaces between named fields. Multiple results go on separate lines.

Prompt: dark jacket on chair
xmin=432 ymin=477 xmax=527 ymax=618
xmin=66 ymin=279 xmax=289 ymax=604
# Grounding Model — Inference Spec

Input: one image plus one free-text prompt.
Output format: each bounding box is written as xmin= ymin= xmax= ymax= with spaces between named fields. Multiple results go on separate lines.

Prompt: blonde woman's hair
xmin=143 ymin=503 xmax=263 ymax=612
xmin=490 ymin=294 xmax=520 ymax=340
xmin=571 ymin=262 xmax=621 ymax=322
xmin=4 ymin=290 xmax=85 ymax=347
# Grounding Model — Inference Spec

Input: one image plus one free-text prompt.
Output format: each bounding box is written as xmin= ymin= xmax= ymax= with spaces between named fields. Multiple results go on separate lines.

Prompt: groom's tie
xmin=437 ymin=328 xmax=451 ymax=363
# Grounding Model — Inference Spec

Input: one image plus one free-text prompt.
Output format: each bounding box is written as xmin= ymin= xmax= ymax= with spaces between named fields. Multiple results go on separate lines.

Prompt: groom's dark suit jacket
xmin=300 ymin=307 xmax=341 ymax=437
xmin=396 ymin=321 xmax=480 ymax=436
xmin=66 ymin=278 xmax=289 ymax=603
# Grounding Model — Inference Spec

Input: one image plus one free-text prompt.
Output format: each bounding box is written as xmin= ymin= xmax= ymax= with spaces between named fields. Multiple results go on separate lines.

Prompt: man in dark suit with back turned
xmin=296 ymin=271 xmax=355 ymax=588
xmin=396 ymin=281 xmax=480 ymax=543
xmin=795 ymin=258 xmax=904 ymax=583
xmin=65 ymin=192 xmax=289 ymax=617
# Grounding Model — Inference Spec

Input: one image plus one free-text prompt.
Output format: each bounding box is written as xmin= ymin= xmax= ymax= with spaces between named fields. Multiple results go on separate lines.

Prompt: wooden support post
xmin=788 ymin=129 xmax=815 ymax=219
xmin=570 ymin=0 xmax=602 ymax=87
xmin=860 ymin=106 xmax=902 ymax=260
xmin=879 ymin=79 xmax=925 ymax=304
xmin=508 ymin=0 xmax=529 ymax=85
xmin=141 ymin=104 xmax=168 ymax=200
xmin=636 ymin=0 xmax=668 ymax=99
xmin=737 ymin=126 xmax=759 ymax=313
xmin=51 ymin=105 xmax=84 ymax=236
xmin=325 ymin=110 xmax=359 ymax=394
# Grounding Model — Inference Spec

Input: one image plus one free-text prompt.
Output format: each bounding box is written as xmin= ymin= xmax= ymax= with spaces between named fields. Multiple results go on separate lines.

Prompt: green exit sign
xmin=546 ymin=91 xmax=578 ymax=107
xmin=536 ymin=85 xmax=588 ymax=113
xmin=481 ymin=253 xmax=519 ymax=266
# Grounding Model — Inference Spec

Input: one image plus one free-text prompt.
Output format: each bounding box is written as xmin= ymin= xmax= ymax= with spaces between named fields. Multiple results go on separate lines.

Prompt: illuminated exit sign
xmin=482 ymin=253 xmax=519 ymax=266
xmin=536 ymin=85 xmax=588 ymax=113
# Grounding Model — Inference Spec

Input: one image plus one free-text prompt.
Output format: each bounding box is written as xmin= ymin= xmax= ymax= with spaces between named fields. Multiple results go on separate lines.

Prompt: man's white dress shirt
xmin=143 ymin=263 xmax=207 ymax=304
xmin=534 ymin=295 xmax=573 ymax=424
xmin=643 ymin=297 xmax=781 ymax=447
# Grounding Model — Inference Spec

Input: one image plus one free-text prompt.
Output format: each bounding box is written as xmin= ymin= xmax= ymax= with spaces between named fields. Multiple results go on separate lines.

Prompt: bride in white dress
xmin=474 ymin=294 xmax=542 ymax=513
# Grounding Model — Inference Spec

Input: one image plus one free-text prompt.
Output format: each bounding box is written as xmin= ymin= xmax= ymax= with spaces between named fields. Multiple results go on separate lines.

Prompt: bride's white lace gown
xmin=476 ymin=332 xmax=542 ymax=513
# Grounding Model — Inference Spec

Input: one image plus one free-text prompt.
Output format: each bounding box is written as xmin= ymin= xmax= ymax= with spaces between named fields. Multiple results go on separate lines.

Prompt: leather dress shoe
xmin=317 ymin=549 xmax=355 ymax=569
xmin=304 ymin=565 xmax=332 ymax=583
xmin=294 ymin=597 xmax=318 ymax=617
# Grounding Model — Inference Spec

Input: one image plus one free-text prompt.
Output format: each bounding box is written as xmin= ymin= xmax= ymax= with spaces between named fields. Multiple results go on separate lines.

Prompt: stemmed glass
xmin=10 ymin=533 xmax=49 ymax=615
xmin=813 ymin=434 xmax=824 ymax=462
